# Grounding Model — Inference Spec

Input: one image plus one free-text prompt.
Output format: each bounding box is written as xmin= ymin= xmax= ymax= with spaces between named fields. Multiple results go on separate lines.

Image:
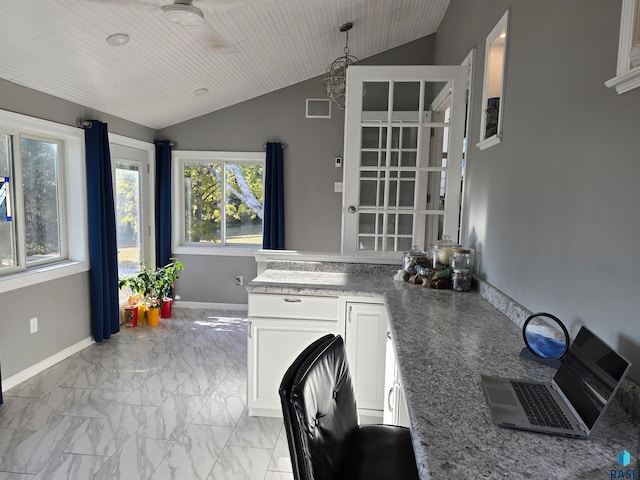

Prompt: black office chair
xmin=279 ymin=334 xmax=420 ymax=480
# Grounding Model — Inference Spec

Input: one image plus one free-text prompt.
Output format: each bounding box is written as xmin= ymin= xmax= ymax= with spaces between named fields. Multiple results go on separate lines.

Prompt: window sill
xmin=605 ymin=66 xmax=640 ymax=94
xmin=173 ymin=245 xmax=261 ymax=257
xmin=476 ymin=134 xmax=502 ymax=150
xmin=0 ymin=261 xmax=89 ymax=294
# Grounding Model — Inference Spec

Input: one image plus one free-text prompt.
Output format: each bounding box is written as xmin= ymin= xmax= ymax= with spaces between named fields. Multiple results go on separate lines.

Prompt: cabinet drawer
xmin=248 ymin=293 xmax=338 ymax=320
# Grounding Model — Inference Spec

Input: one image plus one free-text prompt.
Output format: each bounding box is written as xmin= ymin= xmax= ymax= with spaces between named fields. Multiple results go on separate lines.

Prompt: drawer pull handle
xmin=387 ymin=331 xmax=391 ymax=340
xmin=283 ymin=298 xmax=302 ymax=303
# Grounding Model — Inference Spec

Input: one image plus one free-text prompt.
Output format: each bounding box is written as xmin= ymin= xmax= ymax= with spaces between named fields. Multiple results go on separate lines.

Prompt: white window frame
xmin=605 ymin=0 xmax=640 ymax=94
xmin=0 ymin=109 xmax=88 ymax=293
xmin=18 ymin=133 xmax=68 ymax=268
xmin=172 ymin=150 xmax=265 ymax=257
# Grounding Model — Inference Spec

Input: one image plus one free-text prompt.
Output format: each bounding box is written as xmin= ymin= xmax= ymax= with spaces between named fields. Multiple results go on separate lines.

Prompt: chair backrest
xmin=280 ymin=334 xmax=359 ymax=480
xmin=280 ymin=334 xmax=336 ymax=480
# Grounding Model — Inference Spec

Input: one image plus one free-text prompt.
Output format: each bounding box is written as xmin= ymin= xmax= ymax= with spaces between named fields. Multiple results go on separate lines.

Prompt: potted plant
xmin=145 ymin=296 xmax=162 ymax=327
xmin=118 ymin=264 xmax=157 ymax=325
xmin=154 ymin=258 xmax=184 ymax=318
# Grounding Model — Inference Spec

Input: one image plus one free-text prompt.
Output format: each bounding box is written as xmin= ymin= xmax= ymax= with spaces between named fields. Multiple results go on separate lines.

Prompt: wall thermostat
xmin=335 ymin=156 xmax=343 ymax=167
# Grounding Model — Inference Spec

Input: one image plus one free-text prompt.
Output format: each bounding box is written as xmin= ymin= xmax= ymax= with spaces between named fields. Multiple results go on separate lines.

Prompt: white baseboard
xmin=2 ymin=336 xmax=94 ymax=392
xmin=173 ymin=301 xmax=248 ymax=311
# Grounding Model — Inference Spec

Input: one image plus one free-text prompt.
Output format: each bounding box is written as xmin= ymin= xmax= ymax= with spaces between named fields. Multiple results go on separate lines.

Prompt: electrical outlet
xmin=30 ymin=317 xmax=38 ymax=334
xmin=235 ymin=275 xmax=244 ymax=286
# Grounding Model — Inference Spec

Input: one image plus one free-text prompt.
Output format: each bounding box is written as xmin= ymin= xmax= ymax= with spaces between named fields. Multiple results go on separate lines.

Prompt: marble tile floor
xmin=0 ymin=308 xmax=294 ymax=480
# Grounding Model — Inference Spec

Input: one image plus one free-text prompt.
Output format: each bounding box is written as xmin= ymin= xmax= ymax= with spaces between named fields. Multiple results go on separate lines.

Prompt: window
xmin=605 ymin=0 xmax=640 ymax=94
xmin=0 ymin=109 xmax=86 ymax=289
xmin=0 ymin=135 xmax=16 ymax=271
xmin=173 ymin=151 xmax=264 ymax=253
xmin=21 ymin=136 xmax=65 ymax=265
xmin=0 ymin=133 xmax=66 ymax=273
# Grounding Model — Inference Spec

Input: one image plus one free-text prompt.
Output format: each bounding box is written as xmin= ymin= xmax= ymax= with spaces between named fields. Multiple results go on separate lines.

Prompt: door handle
xmin=347 ymin=205 xmax=357 ymax=213
xmin=387 ymin=387 xmax=394 ymax=412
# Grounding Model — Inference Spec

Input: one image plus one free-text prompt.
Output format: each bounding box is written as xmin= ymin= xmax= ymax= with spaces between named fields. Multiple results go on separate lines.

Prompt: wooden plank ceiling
xmin=0 ymin=0 xmax=450 ymax=129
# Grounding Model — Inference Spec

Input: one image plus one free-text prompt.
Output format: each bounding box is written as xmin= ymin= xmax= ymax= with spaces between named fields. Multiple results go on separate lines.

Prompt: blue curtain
xmin=155 ymin=141 xmax=172 ymax=268
xmin=85 ymin=120 xmax=120 ymax=342
xmin=263 ymin=142 xmax=285 ymax=249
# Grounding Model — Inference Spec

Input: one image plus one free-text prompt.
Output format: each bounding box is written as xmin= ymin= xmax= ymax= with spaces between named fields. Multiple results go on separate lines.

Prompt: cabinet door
xmin=247 ymin=318 xmax=337 ymax=417
xmin=344 ymin=302 xmax=388 ymax=412
xmin=383 ymin=329 xmax=398 ymax=424
xmin=396 ymin=380 xmax=411 ymax=428
xmin=383 ymin=331 xmax=411 ymax=428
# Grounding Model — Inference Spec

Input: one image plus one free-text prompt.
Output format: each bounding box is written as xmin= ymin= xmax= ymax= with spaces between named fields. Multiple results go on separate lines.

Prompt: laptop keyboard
xmin=511 ymin=381 xmax=573 ymax=430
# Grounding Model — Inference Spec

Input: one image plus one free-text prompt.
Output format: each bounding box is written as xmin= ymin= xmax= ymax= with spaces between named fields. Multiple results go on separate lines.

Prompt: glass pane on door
xmin=115 ymin=163 xmax=143 ymax=276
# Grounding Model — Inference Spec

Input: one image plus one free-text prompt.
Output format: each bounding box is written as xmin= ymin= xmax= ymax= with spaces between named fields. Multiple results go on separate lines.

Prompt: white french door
xmin=110 ymin=137 xmax=154 ymax=279
xmin=341 ymin=65 xmax=468 ymax=254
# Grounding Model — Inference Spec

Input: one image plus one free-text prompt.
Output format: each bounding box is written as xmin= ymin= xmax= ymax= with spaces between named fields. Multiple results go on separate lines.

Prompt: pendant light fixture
xmin=322 ymin=22 xmax=359 ymax=109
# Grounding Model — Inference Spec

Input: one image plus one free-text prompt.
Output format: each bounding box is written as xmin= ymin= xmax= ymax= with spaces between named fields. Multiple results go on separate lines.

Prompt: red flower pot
xmin=161 ymin=298 xmax=173 ymax=318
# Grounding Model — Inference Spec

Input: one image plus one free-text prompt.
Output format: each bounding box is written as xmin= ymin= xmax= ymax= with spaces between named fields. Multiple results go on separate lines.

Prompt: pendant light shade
xmin=322 ymin=23 xmax=359 ymax=109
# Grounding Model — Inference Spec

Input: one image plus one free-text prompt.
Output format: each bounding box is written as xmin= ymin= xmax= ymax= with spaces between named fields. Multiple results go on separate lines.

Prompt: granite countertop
xmin=247 ymin=268 xmax=393 ymax=298
xmin=248 ymin=266 xmax=640 ymax=480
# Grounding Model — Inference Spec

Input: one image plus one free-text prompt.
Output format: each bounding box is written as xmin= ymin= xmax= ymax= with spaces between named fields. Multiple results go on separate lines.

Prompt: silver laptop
xmin=481 ymin=326 xmax=631 ymax=438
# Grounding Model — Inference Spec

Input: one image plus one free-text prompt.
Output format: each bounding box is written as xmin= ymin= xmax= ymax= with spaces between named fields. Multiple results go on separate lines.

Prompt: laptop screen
xmin=554 ymin=327 xmax=630 ymax=430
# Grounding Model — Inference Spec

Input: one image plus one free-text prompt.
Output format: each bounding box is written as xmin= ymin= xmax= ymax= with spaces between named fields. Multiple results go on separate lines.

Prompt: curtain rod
xmin=263 ymin=142 xmax=287 ymax=150
xmin=156 ymin=140 xmax=177 ymax=148
xmin=75 ymin=119 xmax=178 ymax=149
xmin=76 ymin=118 xmax=92 ymax=129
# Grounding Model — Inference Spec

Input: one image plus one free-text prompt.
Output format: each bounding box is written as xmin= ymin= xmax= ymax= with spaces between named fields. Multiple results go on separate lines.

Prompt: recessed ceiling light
xmin=193 ymin=88 xmax=209 ymax=96
xmin=106 ymin=33 xmax=130 ymax=46
xmin=163 ymin=4 xmax=204 ymax=26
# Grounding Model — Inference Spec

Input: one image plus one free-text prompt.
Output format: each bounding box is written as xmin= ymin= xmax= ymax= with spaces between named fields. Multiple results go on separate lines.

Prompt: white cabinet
xmin=247 ymin=293 xmax=393 ymax=421
xmin=343 ymin=301 xmax=389 ymax=418
xmin=383 ymin=331 xmax=411 ymax=427
xmin=247 ymin=293 xmax=339 ymax=417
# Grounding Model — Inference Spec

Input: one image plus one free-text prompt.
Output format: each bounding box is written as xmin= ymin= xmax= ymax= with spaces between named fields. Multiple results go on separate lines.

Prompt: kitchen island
xmin=248 ymin=262 xmax=640 ymax=479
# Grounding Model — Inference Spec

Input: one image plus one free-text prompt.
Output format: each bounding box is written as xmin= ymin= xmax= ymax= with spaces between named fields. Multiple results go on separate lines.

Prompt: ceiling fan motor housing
xmin=163 ymin=1 xmax=204 ymax=26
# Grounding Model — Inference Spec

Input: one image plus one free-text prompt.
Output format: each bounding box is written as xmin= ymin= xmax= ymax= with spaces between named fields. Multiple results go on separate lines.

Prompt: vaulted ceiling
xmin=0 ymin=0 xmax=450 ymax=129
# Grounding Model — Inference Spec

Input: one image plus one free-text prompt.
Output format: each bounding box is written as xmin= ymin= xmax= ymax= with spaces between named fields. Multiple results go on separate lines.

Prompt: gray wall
xmin=0 ymin=79 xmax=156 ymax=142
xmin=0 ymin=272 xmax=91 ymax=377
xmin=434 ymin=0 xmax=640 ymax=381
xmin=0 ymin=80 xmax=154 ymax=380
xmin=159 ymin=35 xmax=436 ymax=304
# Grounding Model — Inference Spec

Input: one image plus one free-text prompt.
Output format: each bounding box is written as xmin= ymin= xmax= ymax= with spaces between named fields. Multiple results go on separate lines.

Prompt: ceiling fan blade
xmin=81 ymin=0 xmax=161 ymax=7
xmin=186 ymin=20 xmax=237 ymax=54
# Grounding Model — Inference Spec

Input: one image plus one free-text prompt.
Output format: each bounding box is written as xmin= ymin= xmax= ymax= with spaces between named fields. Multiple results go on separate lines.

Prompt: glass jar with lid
xmin=402 ymin=245 xmax=427 ymax=275
xmin=429 ymin=234 xmax=461 ymax=267
xmin=451 ymin=248 xmax=473 ymax=292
